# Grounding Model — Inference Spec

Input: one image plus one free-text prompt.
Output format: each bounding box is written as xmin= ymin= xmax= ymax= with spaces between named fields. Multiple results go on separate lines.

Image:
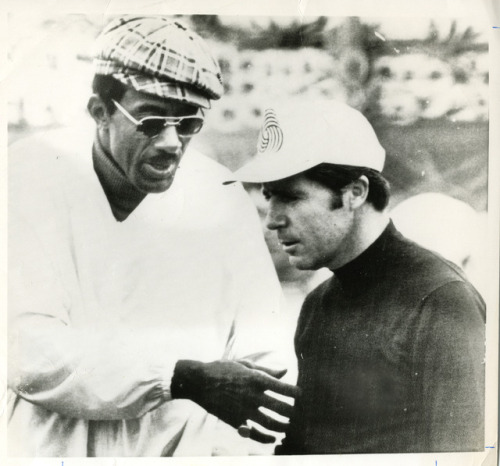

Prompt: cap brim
xmin=112 ymin=72 xmax=211 ymax=109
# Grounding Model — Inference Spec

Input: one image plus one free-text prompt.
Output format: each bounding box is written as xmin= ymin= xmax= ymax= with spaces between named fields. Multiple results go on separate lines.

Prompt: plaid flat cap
xmin=93 ymin=16 xmax=223 ymax=108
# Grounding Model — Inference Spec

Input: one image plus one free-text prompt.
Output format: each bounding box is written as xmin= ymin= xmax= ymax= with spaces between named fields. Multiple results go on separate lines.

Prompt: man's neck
xmin=92 ymin=134 xmax=146 ymax=221
xmin=353 ymin=210 xmax=391 ymax=258
xmin=330 ymin=209 xmax=390 ymax=271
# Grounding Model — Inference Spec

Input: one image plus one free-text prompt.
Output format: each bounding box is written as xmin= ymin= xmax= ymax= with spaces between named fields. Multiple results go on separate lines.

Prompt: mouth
xmin=279 ymin=239 xmax=300 ymax=253
xmin=142 ymin=154 xmax=179 ymax=178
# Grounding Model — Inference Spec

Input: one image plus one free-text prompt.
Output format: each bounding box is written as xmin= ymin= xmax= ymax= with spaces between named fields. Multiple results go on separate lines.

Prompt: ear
xmin=346 ymin=175 xmax=369 ymax=210
xmin=87 ymin=94 xmax=110 ymax=130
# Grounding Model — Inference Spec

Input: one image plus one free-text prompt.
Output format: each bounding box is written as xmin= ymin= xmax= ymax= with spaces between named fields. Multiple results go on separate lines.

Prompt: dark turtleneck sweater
xmin=277 ymin=222 xmax=485 ymax=454
xmin=92 ymin=134 xmax=146 ymax=221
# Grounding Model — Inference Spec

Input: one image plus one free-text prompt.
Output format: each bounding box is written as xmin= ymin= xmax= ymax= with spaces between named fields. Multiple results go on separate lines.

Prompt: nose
xmin=154 ymin=125 xmax=182 ymax=153
xmin=265 ymin=206 xmax=287 ymax=231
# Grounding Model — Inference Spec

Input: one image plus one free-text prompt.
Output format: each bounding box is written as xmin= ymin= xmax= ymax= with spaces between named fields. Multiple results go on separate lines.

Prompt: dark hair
xmin=303 ymin=163 xmax=391 ymax=211
xmin=91 ymin=74 xmax=128 ymax=114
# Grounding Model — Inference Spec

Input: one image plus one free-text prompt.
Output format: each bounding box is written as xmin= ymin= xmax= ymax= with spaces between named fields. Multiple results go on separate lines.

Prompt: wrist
xmin=171 ymin=359 xmax=206 ymax=401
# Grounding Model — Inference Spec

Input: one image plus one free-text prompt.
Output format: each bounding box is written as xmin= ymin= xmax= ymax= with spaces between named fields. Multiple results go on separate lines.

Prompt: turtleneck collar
xmin=332 ymin=221 xmax=400 ymax=292
xmin=92 ymin=132 xmax=146 ymax=221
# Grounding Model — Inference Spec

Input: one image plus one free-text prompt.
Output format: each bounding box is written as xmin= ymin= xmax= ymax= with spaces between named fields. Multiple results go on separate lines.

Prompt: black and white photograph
xmin=2 ymin=0 xmax=499 ymax=464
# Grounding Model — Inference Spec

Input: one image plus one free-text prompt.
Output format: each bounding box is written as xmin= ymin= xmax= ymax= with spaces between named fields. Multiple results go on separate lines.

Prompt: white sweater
xmin=8 ymin=127 xmax=285 ymax=456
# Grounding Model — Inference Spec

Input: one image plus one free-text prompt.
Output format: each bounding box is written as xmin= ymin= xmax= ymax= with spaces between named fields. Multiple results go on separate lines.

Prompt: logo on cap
xmin=257 ymin=108 xmax=283 ymax=153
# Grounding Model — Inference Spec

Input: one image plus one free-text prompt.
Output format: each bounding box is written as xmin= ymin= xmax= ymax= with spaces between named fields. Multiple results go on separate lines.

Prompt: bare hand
xmin=171 ymin=359 xmax=300 ymax=443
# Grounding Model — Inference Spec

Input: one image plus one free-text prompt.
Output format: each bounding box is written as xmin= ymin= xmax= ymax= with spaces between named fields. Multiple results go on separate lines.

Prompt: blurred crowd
xmin=206 ymin=45 xmax=488 ymax=132
xmin=8 ymin=15 xmax=489 ymax=130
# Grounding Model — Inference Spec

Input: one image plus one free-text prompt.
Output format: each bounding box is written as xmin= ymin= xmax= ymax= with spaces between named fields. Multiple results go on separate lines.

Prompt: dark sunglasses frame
xmin=112 ymin=99 xmax=204 ymax=138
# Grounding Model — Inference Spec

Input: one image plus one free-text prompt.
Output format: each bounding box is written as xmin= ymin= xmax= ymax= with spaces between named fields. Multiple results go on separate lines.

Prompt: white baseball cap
xmin=226 ymin=99 xmax=385 ymax=184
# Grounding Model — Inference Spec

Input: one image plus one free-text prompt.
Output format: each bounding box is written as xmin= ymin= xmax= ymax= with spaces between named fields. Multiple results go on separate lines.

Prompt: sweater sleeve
xmin=8 ymin=211 xmax=174 ymax=421
xmin=218 ymin=183 xmax=289 ymax=368
xmin=208 ymin=184 xmax=290 ymax=456
xmin=413 ymin=280 xmax=485 ymax=451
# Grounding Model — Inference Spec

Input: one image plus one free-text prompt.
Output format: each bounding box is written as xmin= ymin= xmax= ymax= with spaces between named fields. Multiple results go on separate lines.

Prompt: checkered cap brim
xmin=109 ymin=71 xmax=211 ymax=108
xmin=93 ymin=16 xmax=223 ymax=108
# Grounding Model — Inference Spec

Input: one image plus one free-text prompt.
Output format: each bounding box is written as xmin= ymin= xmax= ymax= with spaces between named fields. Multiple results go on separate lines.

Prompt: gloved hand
xmin=171 ymin=359 xmax=300 ymax=443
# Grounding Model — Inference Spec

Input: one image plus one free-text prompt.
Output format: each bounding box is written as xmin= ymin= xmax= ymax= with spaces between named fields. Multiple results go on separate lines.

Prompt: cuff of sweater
xmin=146 ymin=361 xmax=179 ymax=403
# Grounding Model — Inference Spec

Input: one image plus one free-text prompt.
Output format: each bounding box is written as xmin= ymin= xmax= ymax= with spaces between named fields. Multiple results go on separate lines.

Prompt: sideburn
xmin=330 ymin=192 xmax=344 ymax=210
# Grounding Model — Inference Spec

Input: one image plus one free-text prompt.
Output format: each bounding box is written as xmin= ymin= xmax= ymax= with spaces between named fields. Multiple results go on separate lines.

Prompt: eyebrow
xmin=262 ymin=184 xmax=304 ymax=197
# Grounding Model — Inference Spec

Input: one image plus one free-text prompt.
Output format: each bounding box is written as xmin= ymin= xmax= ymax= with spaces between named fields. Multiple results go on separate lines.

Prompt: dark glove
xmin=171 ymin=359 xmax=300 ymax=443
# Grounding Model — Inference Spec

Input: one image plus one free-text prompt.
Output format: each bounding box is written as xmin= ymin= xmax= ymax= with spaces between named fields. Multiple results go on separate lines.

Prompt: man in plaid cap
xmin=8 ymin=17 xmax=297 ymax=456
xmin=228 ymin=99 xmax=485 ymax=453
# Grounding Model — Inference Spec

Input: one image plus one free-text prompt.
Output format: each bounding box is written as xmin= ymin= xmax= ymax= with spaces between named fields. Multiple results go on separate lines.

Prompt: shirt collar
xmin=333 ymin=221 xmax=400 ymax=291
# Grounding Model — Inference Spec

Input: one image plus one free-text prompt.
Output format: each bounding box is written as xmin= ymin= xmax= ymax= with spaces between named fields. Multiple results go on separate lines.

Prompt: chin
xmin=138 ymin=178 xmax=175 ymax=194
xmin=148 ymin=184 xmax=173 ymax=194
xmin=289 ymin=257 xmax=317 ymax=271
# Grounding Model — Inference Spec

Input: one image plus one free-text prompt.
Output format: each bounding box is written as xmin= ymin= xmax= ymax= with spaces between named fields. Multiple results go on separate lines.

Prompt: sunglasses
xmin=112 ymin=99 xmax=204 ymax=138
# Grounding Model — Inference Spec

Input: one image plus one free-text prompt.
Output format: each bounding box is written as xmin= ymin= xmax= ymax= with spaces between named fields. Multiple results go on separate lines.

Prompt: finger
xmin=237 ymin=424 xmax=277 ymax=444
xmin=259 ymin=393 xmax=294 ymax=418
xmin=237 ymin=360 xmax=254 ymax=370
xmin=248 ymin=427 xmax=277 ymax=444
xmin=251 ymin=409 xmax=290 ymax=433
xmin=258 ymin=367 xmax=287 ymax=379
xmin=237 ymin=360 xmax=288 ymax=379
xmin=253 ymin=365 xmax=288 ymax=380
xmin=237 ymin=424 xmax=252 ymax=438
xmin=257 ymin=376 xmax=301 ymax=398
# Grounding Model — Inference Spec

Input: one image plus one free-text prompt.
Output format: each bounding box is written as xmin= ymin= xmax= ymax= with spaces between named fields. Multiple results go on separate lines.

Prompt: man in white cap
xmin=228 ymin=99 xmax=485 ymax=453
xmin=8 ymin=17 xmax=297 ymax=456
